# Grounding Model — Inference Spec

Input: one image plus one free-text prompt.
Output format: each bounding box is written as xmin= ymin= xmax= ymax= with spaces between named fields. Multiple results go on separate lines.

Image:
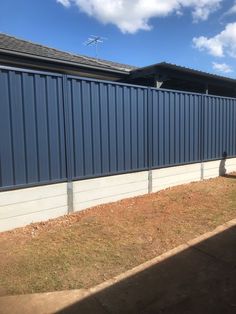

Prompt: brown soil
xmin=0 ymin=174 xmax=236 ymax=296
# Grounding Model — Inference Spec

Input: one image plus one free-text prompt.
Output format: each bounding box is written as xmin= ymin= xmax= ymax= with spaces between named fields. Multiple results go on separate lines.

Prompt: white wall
xmin=73 ymin=171 xmax=148 ymax=211
xmin=152 ymin=163 xmax=202 ymax=192
xmin=1 ymin=158 xmax=236 ymax=232
xmin=0 ymin=183 xmax=68 ymax=232
xmin=203 ymin=158 xmax=236 ymax=179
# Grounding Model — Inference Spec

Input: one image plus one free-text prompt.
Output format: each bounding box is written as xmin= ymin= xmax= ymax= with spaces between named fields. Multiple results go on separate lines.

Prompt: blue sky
xmin=0 ymin=0 xmax=236 ymax=76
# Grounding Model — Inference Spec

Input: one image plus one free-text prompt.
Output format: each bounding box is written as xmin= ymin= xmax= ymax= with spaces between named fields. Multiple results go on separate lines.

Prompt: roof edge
xmin=0 ymin=48 xmax=131 ymax=75
xmin=131 ymin=62 xmax=236 ymax=83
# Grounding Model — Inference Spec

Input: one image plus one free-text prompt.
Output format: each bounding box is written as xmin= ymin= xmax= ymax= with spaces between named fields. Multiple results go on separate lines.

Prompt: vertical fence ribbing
xmin=62 ymin=75 xmax=74 ymax=213
xmin=147 ymin=88 xmax=153 ymax=193
xmin=62 ymin=75 xmax=73 ymax=181
xmin=200 ymin=94 xmax=205 ymax=179
xmin=2 ymin=66 xmax=236 ymax=192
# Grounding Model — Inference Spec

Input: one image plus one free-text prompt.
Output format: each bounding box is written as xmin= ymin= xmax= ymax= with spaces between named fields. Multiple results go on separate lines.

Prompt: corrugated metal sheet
xmin=1 ymin=66 xmax=236 ymax=190
xmin=0 ymin=69 xmax=67 ymax=189
xmin=203 ymin=95 xmax=236 ymax=160
xmin=67 ymin=77 xmax=148 ymax=178
xmin=150 ymin=89 xmax=202 ymax=168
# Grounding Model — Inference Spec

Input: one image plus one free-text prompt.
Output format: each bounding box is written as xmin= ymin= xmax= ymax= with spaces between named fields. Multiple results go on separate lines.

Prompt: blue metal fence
xmin=67 ymin=77 xmax=148 ymax=179
xmin=0 ymin=68 xmax=67 ymax=189
xmin=150 ymin=89 xmax=202 ymax=168
xmin=203 ymin=95 xmax=236 ymax=161
xmin=1 ymin=66 xmax=236 ymax=190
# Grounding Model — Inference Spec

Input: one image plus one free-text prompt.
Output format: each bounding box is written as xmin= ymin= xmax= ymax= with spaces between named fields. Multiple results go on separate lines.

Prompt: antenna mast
xmin=84 ymin=35 xmax=107 ymax=58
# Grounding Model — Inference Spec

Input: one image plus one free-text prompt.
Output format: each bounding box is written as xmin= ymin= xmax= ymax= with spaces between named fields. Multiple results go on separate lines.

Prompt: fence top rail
xmin=67 ymin=74 xmax=149 ymax=90
xmin=149 ymin=87 xmax=236 ymax=101
xmin=0 ymin=65 xmax=63 ymax=78
xmin=149 ymin=86 xmax=203 ymax=97
xmin=68 ymin=74 xmax=203 ymax=97
xmin=1 ymin=65 xmax=236 ymax=101
xmin=68 ymin=74 xmax=206 ymax=96
xmin=203 ymin=94 xmax=236 ymax=102
xmin=67 ymin=74 xmax=236 ymax=101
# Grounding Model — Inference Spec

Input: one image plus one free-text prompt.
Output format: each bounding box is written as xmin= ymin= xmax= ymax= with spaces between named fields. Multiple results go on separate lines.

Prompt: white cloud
xmin=193 ymin=22 xmax=236 ymax=58
xmin=224 ymin=1 xmax=236 ymax=16
xmin=57 ymin=0 xmax=71 ymax=7
xmin=212 ymin=62 xmax=233 ymax=73
xmin=57 ymin=0 xmax=222 ymax=33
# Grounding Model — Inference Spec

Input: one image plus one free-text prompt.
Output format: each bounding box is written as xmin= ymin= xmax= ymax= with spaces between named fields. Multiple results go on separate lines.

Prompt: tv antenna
xmin=84 ymin=35 xmax=107 ymax=58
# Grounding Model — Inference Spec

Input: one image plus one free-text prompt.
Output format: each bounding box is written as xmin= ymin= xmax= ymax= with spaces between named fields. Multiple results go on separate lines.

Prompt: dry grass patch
xmin=0 ymin=174 xmax=236 ymax=296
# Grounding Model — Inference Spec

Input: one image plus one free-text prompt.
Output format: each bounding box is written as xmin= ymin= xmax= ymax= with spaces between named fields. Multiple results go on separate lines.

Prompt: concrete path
xmin=0 ymin=219 xmax=236 ymax=314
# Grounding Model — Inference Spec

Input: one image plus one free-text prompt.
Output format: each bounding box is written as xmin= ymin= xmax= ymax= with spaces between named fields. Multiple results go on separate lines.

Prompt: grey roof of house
xmin=1 ymin=33 xmax=235 ymax=85
xmin=0 ymin=33 xmax=137 ymax=73
xmin=134 ymin=62 xmax=236 ymax=84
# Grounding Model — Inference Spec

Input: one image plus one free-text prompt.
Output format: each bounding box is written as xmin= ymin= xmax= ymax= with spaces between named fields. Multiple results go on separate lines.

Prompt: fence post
xmin=147 ymin=87 xmax=153 ymax=193
xmin=200 ymin=94 xmax=205 ymax=180
xmin=62 ymin=75 xmax=74 ymax=213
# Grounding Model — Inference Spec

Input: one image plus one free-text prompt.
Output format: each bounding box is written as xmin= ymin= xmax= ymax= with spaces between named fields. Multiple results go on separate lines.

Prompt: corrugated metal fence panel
xmin=150 ymin=89 xmax=202 ymax=168
xmin=203 ymin=96 xmax=236 ymax=160
xmin=0 ymin=69 xmax=67 ymax=189
xmin=2 ymin=66 xmax=236 ymax=191
xmin=67 ymin=77 xmax=148 ymax=179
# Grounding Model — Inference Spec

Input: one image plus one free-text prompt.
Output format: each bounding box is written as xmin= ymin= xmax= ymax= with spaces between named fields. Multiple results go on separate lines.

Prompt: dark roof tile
xmin=0 ymin=33 xmax=137 ymax=72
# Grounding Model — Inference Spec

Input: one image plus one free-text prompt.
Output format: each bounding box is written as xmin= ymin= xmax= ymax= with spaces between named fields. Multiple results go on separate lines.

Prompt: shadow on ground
xmin=56 ymin=225 xmax=236 ymax=314
xmin=224 ymin=174 xmax=236 ymax=180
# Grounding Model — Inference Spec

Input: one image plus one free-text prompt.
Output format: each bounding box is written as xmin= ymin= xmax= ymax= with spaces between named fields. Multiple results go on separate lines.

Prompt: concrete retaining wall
xmin=1 ymin=158 xmax=236 ymax=232
xmin=73 ymin=171 xmax=148 ymax=211
xmin=203 ymin=158 xmax=236 ymax=179
xmin=152 ymin=163 xmax=202 ymax=192
xmin=0 ymin=183 xmax=68 ymax=232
